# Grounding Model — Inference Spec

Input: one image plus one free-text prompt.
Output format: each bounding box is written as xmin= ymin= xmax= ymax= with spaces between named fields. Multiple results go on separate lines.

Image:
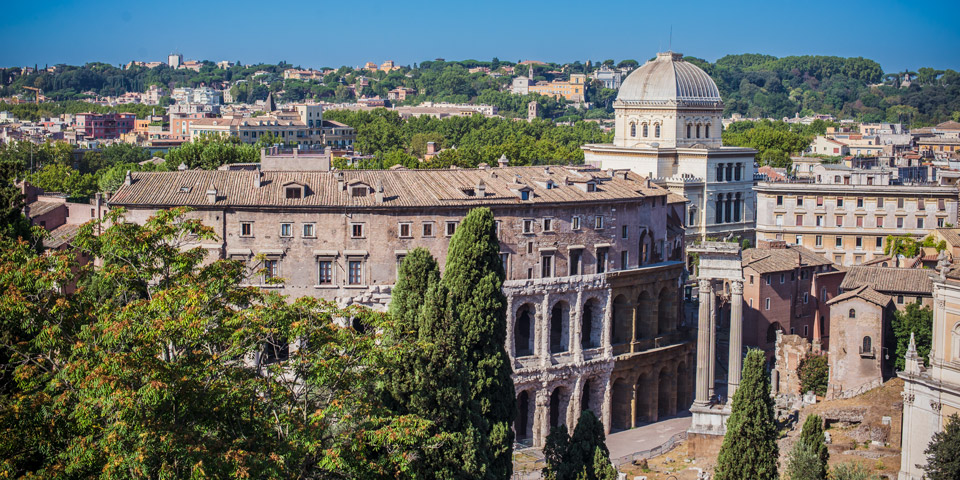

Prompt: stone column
xmin=573 ymin=288 xmax=584 ymax=362
xmin=602 ymin=289 xmax=613 ymax=358
xmin=694 ymin=278 xmax=713 ymax=406
xmin=534 ymin=388 xmax=550 ymax=447
xmin=728 ymin=280 xmax=744 ymax=402
xmin=505 ymin=295 xmax=515 ymax=362
xmin=540 ymin=295 xmax=550 ymax=368
xmin=601 ymin=375 xmax=613 ymax=435
xmin=708 ymin=288 xmax=716 ymax=400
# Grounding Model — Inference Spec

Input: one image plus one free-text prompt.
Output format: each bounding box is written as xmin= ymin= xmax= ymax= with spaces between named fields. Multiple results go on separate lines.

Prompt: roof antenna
xmin=669 ymin=25 xmax=672 ymax=51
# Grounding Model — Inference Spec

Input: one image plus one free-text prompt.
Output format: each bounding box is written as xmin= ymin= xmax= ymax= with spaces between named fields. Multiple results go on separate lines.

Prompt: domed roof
xmin=616 ymin=52 xmax=721 ymax=106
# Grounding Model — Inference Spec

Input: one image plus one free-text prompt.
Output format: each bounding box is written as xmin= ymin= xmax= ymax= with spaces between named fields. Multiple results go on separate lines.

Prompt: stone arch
xmin=676 ymin=361 xmax=690 ymax=412
xmin=581 ymin=297 xmax=602 ymax=349
xmin=642 ymin=123 xmax=649 ymax=138
xmin=580 ymin=378 xmax=595 ymax=414
xmin=766 ymin=321 xmax=782 ymax=344
xmin=515 ymin=390 xmax=534 ymax=444
xmin=630 ymin=122 xmax=636 ymax=137
xmin=515 ymin=303 xmax=536 ymax=357
xmin=658 ymin=367 xmax=676 ymax=419
xmin=657 ymin=287 xmax=675 ymax=335
xmin=550 ymin=300 xmax=570 ymax=353
xmin=635 ymin=371 xmax=653 ymax=425
xmin=612 ymin=294 xmax=632 ymax=345
xmin=611 ymin=377 xmax=633 ymax=431
xmin=636 ymin=290 xmax=656 ymax=339
xmin=549 ymin=385 xmax=572 ymax=432
xmin=654 ymin=122 xmax=661 ymax=138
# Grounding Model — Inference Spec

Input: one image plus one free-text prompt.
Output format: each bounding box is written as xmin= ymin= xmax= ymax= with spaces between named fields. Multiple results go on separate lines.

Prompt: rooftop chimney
xmin=476 ymin=180 xmax=486 ymax=197
xmin=426 ymin=142 xmax=436 ymax=156
xmin=337 ymin=171 xmax=345 ymax=191
xmin=498 ymin=154 xmax=509 ymax=168
xmin=124 ymin=170 xmax=133 ymax=186
xmin=205 ymin=184 xmax=218 ymax=204
xmin=375 ymin=181 xmax=384 ymax=203
xmin=254 ymin=167 xmax=262 ymax=188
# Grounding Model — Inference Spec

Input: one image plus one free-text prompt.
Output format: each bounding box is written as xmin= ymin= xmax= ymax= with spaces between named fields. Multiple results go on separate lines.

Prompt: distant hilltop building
xmin=168 ymin=53 xmax=183 ymax=69
xmin=582 ymin=51 xmax=758 ymax=243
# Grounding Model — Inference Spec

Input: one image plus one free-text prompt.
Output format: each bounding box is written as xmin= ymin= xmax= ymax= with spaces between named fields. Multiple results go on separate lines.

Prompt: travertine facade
xmin=109 ymin=164 xmax=694 ymax=448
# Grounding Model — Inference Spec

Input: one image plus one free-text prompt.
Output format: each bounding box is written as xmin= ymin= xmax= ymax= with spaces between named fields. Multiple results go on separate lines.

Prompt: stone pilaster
xmin=708 ymin=288 xmax=716 ymax=399
xmin=728 ymin=280 xmax=744 ymax=402
xmin=695 ymin=278 xmax=713 ymax=406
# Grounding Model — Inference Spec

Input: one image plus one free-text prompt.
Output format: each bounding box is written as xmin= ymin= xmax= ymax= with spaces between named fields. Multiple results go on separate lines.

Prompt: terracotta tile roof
xmin=827 ymin=285 xmax=892 ymax=307
xmin=742 ymin=246 xmax=833 ymax=274
xmin=937 ymin=228 xmax=960 ymax=247
xmin=109 ymin=166 xmax=681 ymax=209
xmin=839 ymin=265 xmax=934 ymax=296
xmin=43 ymin=223 xmax=81 ymax=249
xmin=28 ymin=200 xmax=63 ymax=217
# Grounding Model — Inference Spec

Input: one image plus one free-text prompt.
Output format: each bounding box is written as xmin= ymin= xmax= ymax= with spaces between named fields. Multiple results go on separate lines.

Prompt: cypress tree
xmin=925 ymin=414 xmax=960 ymax=480
xmin=797 ymin=414 xmax=828 ymax=479
xmin=388 ymin=247 xmax=440 ymax=335
xmin=714 ymin=349 xmax=779 ymax=480
xmin=542 ymin=410 xmax=616 ymax=480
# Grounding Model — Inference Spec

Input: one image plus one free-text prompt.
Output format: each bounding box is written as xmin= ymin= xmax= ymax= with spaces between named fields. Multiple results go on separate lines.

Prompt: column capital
xmin=731 ymin=280 xmax=744 ymax=295
xmin=698 ymin=278 xmax=713 ymax=292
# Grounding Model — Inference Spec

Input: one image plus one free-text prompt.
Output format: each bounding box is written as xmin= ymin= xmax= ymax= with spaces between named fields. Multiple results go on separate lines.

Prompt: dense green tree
xmin=892 ymin=301 xmax=933 ymax=370
xmin=925 ymin=414 xmax=960 ymax=480
xmin=715 ymin=349 xmax=779 ymax=480
xmin=798 ymin=354 xmax=829 ymax=397
xmin=786 ymin=414 xmax=828 ymax=480
xmin=0 ymin=179 xmax=37 ymax=248
xmin=542 ymin=411 xmax=616 ymax=480
xmin=26 ymin=162 xmax=98 ymax=200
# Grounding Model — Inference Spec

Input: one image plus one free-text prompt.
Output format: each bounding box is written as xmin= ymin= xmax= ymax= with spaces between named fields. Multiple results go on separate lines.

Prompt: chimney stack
xmin=476 ymin=180 xmax=486 ymax=197
xmin=254 ymin=167 xmax=262 ymax=188
xmin=498 ymin=154 xmax=509 ymax=168
xmin=124 ymin=170 xmax=133 ymax=186
xmin=337 ymin=171 xmax=345 ymax=191
xmin=205 ymin=184 xmax=217 ymax=204
xmin=375 ymin=181 xmax=384 ymax=203
xmin=426 ymin=142 xmax=436 ymax=156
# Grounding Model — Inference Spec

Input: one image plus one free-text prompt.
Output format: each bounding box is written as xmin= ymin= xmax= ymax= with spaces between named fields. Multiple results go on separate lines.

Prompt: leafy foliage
xmin=925 ymin=414 xmax=960 ymax=480
xmin=892 ymin=301 xmax=933 ymax=370
xmin=787 ymin=415 xmax=828 ymax=480
xmin=798 ymin=354 xmax=829 ymax=397
xmin=715 ymin=349 xmax=779 ymax=480
xmin=828 ymin=462 xmax=878 ymax=480
xmin=542 ymin=411 xmax=616 ymax=480
xmin=0 ymin=207 xmax=435 ymax=478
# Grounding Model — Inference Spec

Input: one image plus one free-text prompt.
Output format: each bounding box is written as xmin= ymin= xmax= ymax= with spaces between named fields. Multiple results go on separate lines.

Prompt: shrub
xmin=798 ymin=354 xmax=829 ymax=397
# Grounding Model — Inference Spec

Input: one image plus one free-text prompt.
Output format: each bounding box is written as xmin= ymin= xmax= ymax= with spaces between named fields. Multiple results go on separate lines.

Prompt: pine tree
xmin=714 ymin=349 xmax=779 ymax=480
xmin=925 ymin=414 xmax=960 ymax=480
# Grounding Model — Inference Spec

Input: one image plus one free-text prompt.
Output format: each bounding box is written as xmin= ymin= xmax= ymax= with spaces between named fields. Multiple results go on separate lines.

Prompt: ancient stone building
xmin=109 ymin=162 xmax=694 ymax=448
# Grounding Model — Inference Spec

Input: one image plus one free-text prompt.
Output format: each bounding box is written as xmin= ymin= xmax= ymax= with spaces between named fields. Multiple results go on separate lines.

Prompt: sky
xmin=3 ymin=0 xmax=959 ymax=74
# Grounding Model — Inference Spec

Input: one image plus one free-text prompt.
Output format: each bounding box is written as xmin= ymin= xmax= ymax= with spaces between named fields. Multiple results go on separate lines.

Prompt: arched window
xmin=734 ymin=162 xmax=742 ymax=181
xmin=696 ymin=124 xmax=701 ymax=138
xmin=705 ymin=125 xmax=711 ymax=138
xmin=630 ymin=122 xmax=636 ymax=137
xmin=862 ymin=336 xmax=872 ymax=353
xmin=642 ymin=123 xmax=648 ymax=137
xmin=767 ymin=322 xmax=782 ymax=343
xmin=686 ymin=124 xmax=692 ymax=138
xmin=655 ymin=123 xmax=661 ymax=138
xmin=734 ymin=192 xmax=742 ymax=222
xmin=849 ymin=308 xmax=856 ymax=319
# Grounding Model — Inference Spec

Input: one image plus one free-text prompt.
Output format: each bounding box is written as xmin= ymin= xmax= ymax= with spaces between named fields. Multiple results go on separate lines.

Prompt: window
xmin=939 ymin=218 xmax=946 ymax=228
xmin=280 ymin=223 xmax=293 ymax=237
xmin=856 ymin=216 xmax=864 ymax=227
xmin=520 ymin=190 xmax=530 ymax=201
xmin=876 ymin=237 xmax=883 ymax=249
xmin=797 ymin=196 xmax=804 ymax=206
xmin=815 ymin=235 xmax=823 ymax=247
xmin=285 ymin=186 xmax=302 ymax=199
xmin=351 ymin=186 xmax=367 ymax=197
xmin=877 ymin=197 xmax=884 ymax=208
xmin=856 ymin=236 xmax=862 ymax=248
xmin=500 ymin=253 xmax=510 ymax=276
xmin=918 ymin=217 xmax=925 ymax=229
xmin=835 ymin=236 xmax=843 ymax=248
xmin=836 ymin=216 xmax=843 ymax=227
xmin=686 ymin=124 xmax=691 ymax=138
xmin=837 ymin=197 xmax=844 ymax=208
xmin=765 ymin=275 xmax=771 ymax=285
xmin=795 ymin=234 xmax=803 ymax=245
xmin=705 ymin=125 xmax=710 ymax=138
xmin=749 ymin=274 xmax=755 ymax=285
xmin=399 ymin=222 xmax=412 ymax=238
xmin=348 ymin=260 xmax=363 ymax=285
xmin=263 ymin=259 xmax=279 ymax=280
xmin=765 ymin=298 xmax=771 ymax=310
xmin=877 ymin=216 xmax=884 ymax=227
xmin=857 ymin=198 xmax=864 ymax=208
xmin=422 ymin=222 xmax=434 ymax=237
xmin=541 ymin=254 xmax=553 ymax=278
xmin=240 ymin=222 xmax=253 ymax=237
xmin=776 ymin=215 xmax=784 ymax=227
xmin=621 ymin=225 xmax=628 ymax=239
xmin=861 ymin=336 xmax=873 ymax=356
xmin=796 ymin=215 xmax=803 ymax=226
xmin=445 ymin=221 xmax=458 ymax=236
xmin=804 ymin=325 xmax=809 ymax=336
xmin=596 ymin=248 xmax=608 ymax=274
xmin=816 ymin=196 xmax=824 ymax=206
xmin=569 ymin=249 xmax=582 ymax=275
xmin=897 ymin=217 xmax=904 ymax=228
xmin=351 ymin=223 xmax=364 ymax=238
xmin=318 ymin=260 xmax=333 ymax=285
xmin=939 ymin=198 xmax=946 ymax=210
xmin=571 ymin=216 xmax=581 ymax=230
xmin=816 ymin=215 xmax=824 ymax=227
xmin=302 ymin=223 xmax=315 ymax=238
xmin=655 ymin=124 xmax=660 ymax=137
xmin=834 ymin=254 xmax=843 ymax=264
xmin=776 ymin=195 xmax=784 ymax=206
xmin=630 ymin=123 xmax=636 ymax=137
xmin=543 ymin=218 xmax=554 ymax=232
xmin=595 ymin=216 xmax=604 ymax=229
xmin=898 ymin=198 xmax=905 ymax=209
xmin=523 ymin=219 xmax=534 ymax=234
xmin=642 ymin=124 xmax=648 ymax=137
xmin=848 ymin=308 xmax=856 ymax=319
xmin=780 ymin=273 xmax=785 ymax=284
xmin=620 ymin=250 xmax=628 ymax=269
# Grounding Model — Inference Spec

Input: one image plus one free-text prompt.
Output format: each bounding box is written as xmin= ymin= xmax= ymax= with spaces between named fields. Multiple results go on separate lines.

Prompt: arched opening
xmin=655 ymin=123 xmax=661 ymax=138
xmin=642 ymin=123 xmax=649 ymax=137
xmin=696 ymin=124 xmax=701 ymax=138
xmin=612 ymin=295 xmax=632 ymax=345
xmin=581 ymin=299 xmax=601 ymax=349
xmin=549 ymin=387 xmax=571 ymax=432
xmin=635 ymin=373 xmax=652 ymax=425
xmin=581 ymin=379 xmax=593 ymax=413
xmin=611 ymin=378 xmax=632 ymax=431
xmin=515 ymin=304 xmax=535 ymax=357
xmin=637 ymin=291 xmax=656 ymax=339
xmin=657 ymin=288 xmax=674 ymax=335
xmin=705 ymin=124 xmax=711 ymax=138
xmin=676 ymin=361 xmax=690 ymax=412
xmin=734 ymin=192 xmax=742 ymax=222
xmin=658 ymin=368 xmax=674 ymax=419
xmin=849 ymin=308 xmax=857 ymax=319
xmin=766 ymin=322 xmax=783 ymax=344
xmin=515 ymin=390 xmax=533 ymax=443
xmin=862 ymin=336 xmax=872 ymax=354
xmin=550 ymin=301 xmax=570 ymax=353
xmin=630 ymin=122 xmax=636 ymax=137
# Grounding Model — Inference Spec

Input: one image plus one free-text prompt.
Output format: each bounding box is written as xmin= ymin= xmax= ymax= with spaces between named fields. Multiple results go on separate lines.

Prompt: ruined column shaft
xmin=708 ymin=290 xmax=716 ymax=399
xmin=694 ymin=279 xmax=713 ymax=406
xmin=728 ymin=280 xmax=744 ymax=402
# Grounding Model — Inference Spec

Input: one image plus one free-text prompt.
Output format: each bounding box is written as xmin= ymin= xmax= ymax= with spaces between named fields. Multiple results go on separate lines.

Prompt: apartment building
xmin=74 ymin=112 xmax=136 ymax=139
xmin=188 ymin=104 xmax=325 ymax=145
xmin=756 ymin=164 xmax=959 ymax=266
xmin=529 ymin=74 xmax=587 ymax=102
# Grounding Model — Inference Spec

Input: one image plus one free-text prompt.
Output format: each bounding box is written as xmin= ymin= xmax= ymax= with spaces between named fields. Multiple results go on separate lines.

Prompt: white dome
xmin=616 ymin=52 xmax=721 ymax=106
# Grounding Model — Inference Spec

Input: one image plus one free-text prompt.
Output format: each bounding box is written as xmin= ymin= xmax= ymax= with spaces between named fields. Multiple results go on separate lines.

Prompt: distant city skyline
xmin=3 ymin=0 xmax=959 ymax=74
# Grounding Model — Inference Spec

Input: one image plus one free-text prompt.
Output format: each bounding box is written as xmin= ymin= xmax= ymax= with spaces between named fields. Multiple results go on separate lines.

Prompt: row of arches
xmin=515 ymin=378 xmax=605 ymax=443
xmin=610 ymin=288 xmax=678 ymax=346
xmin=716 ymin=162 xmax=744 ymax=182
xmin=610 ymin=361 xmax=691 ymax=431
xmin=514 ymin=298 xmax=604 ymax=357
xmin=629 ymin=121 xmax=661 ymax=139
xmin=715 ymin=193 xmax=743 ymax=224
xmin=685 ymin=123 xmax=711 ymax=139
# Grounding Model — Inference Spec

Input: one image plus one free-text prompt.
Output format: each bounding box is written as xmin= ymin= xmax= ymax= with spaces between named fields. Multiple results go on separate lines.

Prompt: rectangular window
xmin=446 ymin=221 xmax=458 ymax=236
xmin=836 ymin=216 xmax=843 ymax=227
xmin=797 ymin=196 xmax=803 ymax=206
xmin=240 ymin=222 xmax=253 ymax=237
xmin=898 ymin=198 xmax=905 ymax=209
xmin=500 ymin=253 xmax=510 ymax=277
xmin=596 ymin=248 xmax=608 ymax=274
xmin=422 ymin=222 xmax=434 ymax=237
xmin=302 ymin=223 xmax=315 ymax=238
xmin=877 ymin=197 xmax=884 ymax=208
xmin=803 ymin=292 xmax=809 ymax=304
xmin=543 ymin=218 xmax=553 ymax=232
xmin=595 ymin=216 xmax=604 ymax=229
xmin=621 ymin=250 xmax=628 ymax=269
xmin=621 ymin=225 xmax=628 ymax=239
xmin=897 ymin=295 xmax=904 ymax=304
xmin=815 ymin=235 xmax=823 ymax=247
xmin=776 ymin=195 xmax=783 ymax=206
xmin=856 ymin=236 xmax=862 ymax=248
xmin=776 ymin=215 xmax=784 ymax=227
xmin=834 ymin=254 xmax=843 ymax=264
xmin=816 ymin=215 xmax=824 ymax=227
xmin=571 ymin=216 xmax=581 ymax=230
xmin=837 ymin=197 xmax=844 ymax=208
xmin=939 ymin=198 xmax=946 ymax=210
xmin=877 ymin=216 xmax=884 ymax=227
xmin=939 ymin=217 xmax=945 ymax=228
xmin=749 ymin=274 xmax=755 ymax=285
xmin=835 ymin=236 xmax=843 ymax=248
xmin=856 ymin=216 xmax=864 ymax=227
xmin=348 ymin=260 xmax=363 ymax=285
xmin=318 ymin=260 xmax=333 ymax=284
xmin=280 ymin=223 xmax=292 ymax=237
xmin=399 ymin=222 xmax=412 ymax=238
xmin=765 ymin=298 xmax=771 ymax=310
xmin=351 ymin=223 xmax=364 ymax=238
xmin=765 ymin=275 xmax=771 ymax=285
xmin=897 ymin=217 xmax=904 ymax=228
xmin=876 ymin=237 xmax=883 ymax=248
xmin=918 ymin=217 xmax=925 ymax=229
xmin=541 ymin=254 xmax=553 ymax=278
xmin=263 ymin=259 xmax=279 ymax=280
xmin=816 ymin=196 xmax=823 ymax=206
xmin=857 ymin=198 xmax=864 ymax=208
xmin=570 ymin=249 xmax=582 ymax=275
xmin=795 ymin=235 xmax=803 ymax=245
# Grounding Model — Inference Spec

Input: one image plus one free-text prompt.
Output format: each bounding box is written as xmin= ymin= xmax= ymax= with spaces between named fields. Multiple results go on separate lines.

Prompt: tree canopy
xmin=715 ymin=349 xmax=779 ymax=480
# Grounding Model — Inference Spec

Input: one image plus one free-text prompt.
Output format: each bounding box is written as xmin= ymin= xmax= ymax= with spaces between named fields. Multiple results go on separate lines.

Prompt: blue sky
xmin=3 ymin=0 xmax=958 ymax=73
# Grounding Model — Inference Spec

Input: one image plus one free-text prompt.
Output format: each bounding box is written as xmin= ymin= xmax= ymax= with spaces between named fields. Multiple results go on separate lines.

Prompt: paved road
xmin=606 ymin=411 xmax=692 ymax=460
